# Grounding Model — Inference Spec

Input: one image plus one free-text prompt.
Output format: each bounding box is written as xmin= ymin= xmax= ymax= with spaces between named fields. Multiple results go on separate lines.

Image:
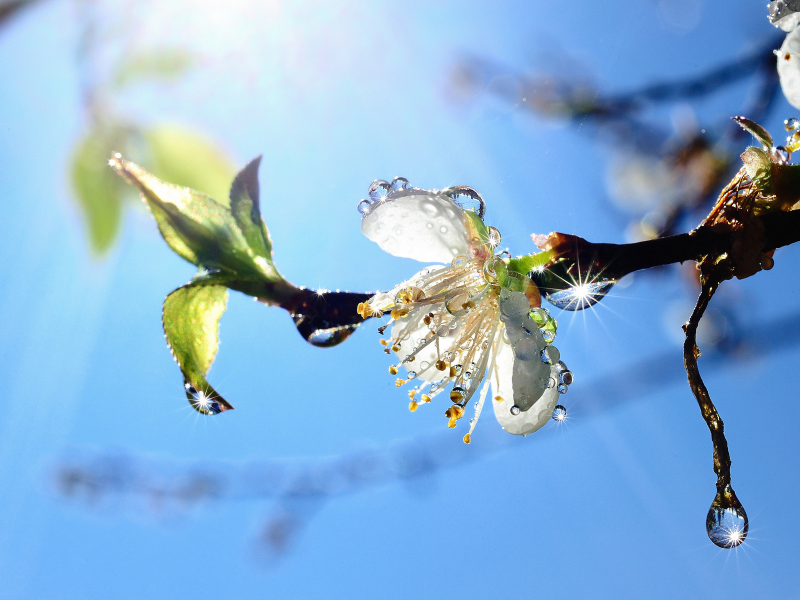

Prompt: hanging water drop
xmin=510 ymin=405 xmax=521 ymax=415
xmin=551 ymin=405 xmax=567 ymax=421
xmin=771 ymin=146 xmax=791 ymax=164
xmin=706 ymin=495 xmax=748 ymax=548
xmin=184 ymin=381 xmax=223 ymax=415
xmin=540 ymin=345 xmax=560 ymax=365
xmin=785 ymin=117 xmax=799 ymax=131
xmin=543 ymin=281 xmax=615 ymax=311
xmin=559 ymin=370 xmax=574 ymax=385
xmin=486 ymin=226 xmax=502 ymax=248
xmin=306 ymin=324 xmax=359 ymax=347
xmin=557 ymin=383 xmax=568 ymax=394
xmin=407 ymin=371 xmax=417 ymax=380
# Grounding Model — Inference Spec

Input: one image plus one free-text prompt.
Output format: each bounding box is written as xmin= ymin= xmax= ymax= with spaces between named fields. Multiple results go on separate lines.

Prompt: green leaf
xmin=732 ymin=116 xmax=773 ymax=150
xmin=113 ymin=49 xmax=195 ymax=90
xmin=229 ymin=155 xmax=273 ymax=261
xmin=462 ymin=209 xmax=489 ymax=243
xmin=110 ymin=155 xmax=281 ymax=280
xmin=145 ymin=125 xmax=237 ymax=207
xmin=507 ymin=251 xmax=553 ymax=276
xmin=70 ymin=126 xmax=129 ymax=253
xmin=741 ymin=147 xmax=774 ymax=193
xmin=163 ymin=283 xmax=233 ymax=415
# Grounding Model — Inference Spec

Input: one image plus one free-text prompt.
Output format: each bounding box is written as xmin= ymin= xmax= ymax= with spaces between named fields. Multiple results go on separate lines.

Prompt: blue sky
xmin=1 ymin=0 xmax=799 ymax=598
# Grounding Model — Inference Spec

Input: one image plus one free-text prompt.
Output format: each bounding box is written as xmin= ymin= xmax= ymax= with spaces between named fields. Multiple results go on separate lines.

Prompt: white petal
xmin=491 ymin=338 xmax=560 ymax=436
xmin=769 ymin=0 xmax=800 ymax=31
xmin=361 ymin=190 xmax=470 ymax=263
xmin=778 ymin=28 xmax=800 ymax=109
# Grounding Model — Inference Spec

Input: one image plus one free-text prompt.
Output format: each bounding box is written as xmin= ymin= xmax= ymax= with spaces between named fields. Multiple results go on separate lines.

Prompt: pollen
xmin=462 ymin=433 xmax=471 ymax=444
xmin=395 ymin=379 xmax=407 ymax=387
xmin=494 ymin=395 xmax=504 ymax=402
xmin=409 ymin=400 xmax=419 ymax=412
xmin=389 ymin=365 xmax=399 ymax=375
xmin=392 ymin=345 xmax=401 ymax=353
xmin=380 ymin=339 xmax=389 ymax=346
xmin=420 ymin=394 xmax=431 ymax=403
xmin=423 ymin=315 xmax=432 ymax=325
xmin=449 ymin=366 xmax=457 ymax=377
xmin=436 ymin=360 xmax=447 ymax=371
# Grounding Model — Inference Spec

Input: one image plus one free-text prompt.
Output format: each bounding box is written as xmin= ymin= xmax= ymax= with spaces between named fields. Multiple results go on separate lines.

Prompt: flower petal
xmin=492 ymin=340 xmax=560 ymax=435
xmin=392 ymin=305 xmax=463 ymax=383
xmin=361 ymin=190 xmax=470 ymax=263
xmin=769 ymin=0 xmax=800 ymax=32
xmin=778 ymin=27 xmax=800 ymax=109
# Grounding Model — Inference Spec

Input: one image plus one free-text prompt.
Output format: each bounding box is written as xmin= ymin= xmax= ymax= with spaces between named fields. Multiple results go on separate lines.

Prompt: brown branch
xmin=542 ymin=209 xmax=800 ymax=282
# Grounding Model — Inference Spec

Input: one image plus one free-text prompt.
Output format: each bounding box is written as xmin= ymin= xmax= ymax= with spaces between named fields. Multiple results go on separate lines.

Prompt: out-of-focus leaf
xmin=110 ymin=155 xmax=281 ymax=280
xmin=145 ymin=125 xmax=236 ymax=207
xmin=229 ymin=155 xmax=273 ymax=261
xmin=507 ymin=252 xmax=552 ymax=276
xmin=732 ymin=116 xmax=773 ymax=150
xmin=113 ymin=49 xmax=195 ymax=90
xmin=70 ymin=126 xmax=130 ymax=253
xmin=163 ymin=283 xmax=233 ymax=415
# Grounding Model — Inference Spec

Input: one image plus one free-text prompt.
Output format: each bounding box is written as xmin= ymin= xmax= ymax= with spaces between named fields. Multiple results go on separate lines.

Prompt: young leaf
xmin=740 ymin=147 xmax=774 ymax=193
xmin=229 ymin=155 xmax=273 ymax=261
xmin=732 ymin=116 xmax=773 ymax=150
xmin=113 ymin=49 xmax=195 ymax=90
xmin=507 ymin=252 xmax=553 ymax=276
xmin=110 ymin=155 xmax=281 ymax=280
xmin=163 ymin=283 xmax=233 ymax=415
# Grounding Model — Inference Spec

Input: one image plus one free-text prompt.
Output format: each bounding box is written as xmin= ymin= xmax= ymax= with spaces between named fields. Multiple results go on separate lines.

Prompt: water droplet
xmin=559 ymin=370 xmax=574 ymax=385
xmin=451 ymin=254 xmax=469 ymax=267
xmin=555 ymin=360 xmax=567 ymax=372
xmin=707 ymin=496 xmax=748 ymax=548
xmin=368 ymin=179 xmax=391 ymax=202
xmin=552 ymin=405 xmax=567 ymax=421
xmin=408 ymin=371 xmax=417 ymax=379
xmin=450 ymin=386 xmax=466 ymax=403
xmin=426 ymin=222 xmax=433 ymax=229
xmin=772 ymin=146 xmax=791 ymax=164
xmin=529 ymin=307 xmax=548 ymax=325
xmin=391 ymin=176 xmax=410 ymax=191
xmin=785 ymin=117 xmax=799 ymax=131
xmin=510 ymin=405 xmax=521 ymax=416
xmin=540 ymin=346 xmax=560 ymax=364
xmin=557 ymin=383 xmax=568 ymax=394
xmin=307 ymin=325 xmax=358 ymax=347
xmin=486 ymin=226 xmax=501 ymax=248
xmin=442 ymin=186 xmax=486 ymax=220
xmin=357 ymin=199 xmax=372 ymax=216
xmin=542 ymin=330 xmax=555 ymax=343
xmin=420 ymin=360 xmax=430 ymax=370
xmin=542 ymin=280 xmax=616 ymax=311
xmin=185 ymin=381 xmax=223 ymax=415
xmin=439 ymin=225 xmax=448 ymax=233
xmin=547 ymin=376 xmax=556 ymax=388
xmin=394 ymin=227 xmax=403 ymax=236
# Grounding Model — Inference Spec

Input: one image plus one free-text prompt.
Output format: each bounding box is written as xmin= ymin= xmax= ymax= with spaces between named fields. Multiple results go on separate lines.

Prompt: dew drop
xmin=559 ymin=370 xmax=574 ymax=385
xmin=391 ymin=176 xmax=410 ymax=191
xmin=552 ymin=405 xmax=567 ymax=421
xmin=486 ymin=226 xmax=502 ymax=248
xmin=426 ymin=222 xmax=434 ymax=229
xmin=439 ymin=225 xmax=448 ymax=233
xmin=707 ymin=496 xmax=748 ymax=548
xmin=368 ymin=179 xmax=391 ymax=202
xmin=557 ymin=383 xmax=568 ymax=394
xmin=357 ymin=199 xmax=372 ymax=216
xmin=307 ymin=325 xmax=358 ymax=347
xmin=451 ymin=254 xmax=469 ymax=267
xmin=542 ymin=330 xmax=555 ymax=343
xmin=408 ymin=371 xmax=417 ymax=380
xmin=540 ymin=346 xmax=560 ymax=365
xmin=772 ymin=145 xmax=791 ymax=164
xmin=529 ymin=307 xmax=548 ymax=325
xmin=442 ymin=186 xmax=486 ymax=220
xmin=510 ymin=405 xmax=521 ymax=416
xmin=394 ymin=227 xmax=403 ymax=236
xmin=184 ymin=381 xmax=223 ymax=415
xmin=785 ymin=117 xmax=799 ymax=131
xmin=420 ymin=360 xmax=430 ymax=370
xmin=450 ymin=387 xmax=466 ymax=403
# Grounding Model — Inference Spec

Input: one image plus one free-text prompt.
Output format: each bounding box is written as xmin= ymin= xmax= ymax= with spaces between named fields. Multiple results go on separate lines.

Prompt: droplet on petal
xmin=551 ymin=405 xmax=567 ymax=421
xmin=368 ymin=179 xmax=392 ymax=202
xmin=391 ymin=176 xmax=410 ymax=191
xmin=441 ymin=186 xmax=486 ymax=220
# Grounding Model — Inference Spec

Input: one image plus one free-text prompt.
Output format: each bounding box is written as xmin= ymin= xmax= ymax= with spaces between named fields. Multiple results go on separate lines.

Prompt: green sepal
xmin=493 ymin=259 xmax=508 ymax=287
xmin=163 ymin=282 xmax=233 ymax=415
xmin=110 ymin=155 xmax=281 ymax=281
xmin=507 ymin=251 xmax=553 ymax=276
xmin=740 ymin=147 xmax=774 ymax=194
xmin=462 ymin=209 xmax=489 ymax=243
xmin=732 ymin=116 xmax=773 ymax=150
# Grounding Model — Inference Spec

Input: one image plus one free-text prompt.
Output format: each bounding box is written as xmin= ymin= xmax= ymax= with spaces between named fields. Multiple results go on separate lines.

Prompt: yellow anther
xmin=494 ymin=395 xmax=504 ymax=402
xmin=409 ymin=400 xmax=418 ymax=412
xmin=389 ymin=365 xmax=398 ymax=375
xmin=448 ymin=366 xmax=457 ymax=378
xmin=392 ymin=345 xmax=401 ymax=353
xmin=463 ymin=433 xmax=471 ymax=444
xmin=395 ymin=379 xmax=407 ymax=387
xmin=445 ymin=405 xmax=464 ymax=420
xmin=448 ymin=418 xmax=457 ymax=429
xmin=436 ymin=360 xmax=447 ymax=371
xmin=408 ymin=390 xmax=417 ymax=400
xmin=384 ymin=348 xmax=391 ymax=354
xmin=380 ymin=339 xmax=389 ymax=346
xmin=421 ymin=394 xmax=431 ymax=403
xmin=423 ymin=315 xmax=432 ymax=325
